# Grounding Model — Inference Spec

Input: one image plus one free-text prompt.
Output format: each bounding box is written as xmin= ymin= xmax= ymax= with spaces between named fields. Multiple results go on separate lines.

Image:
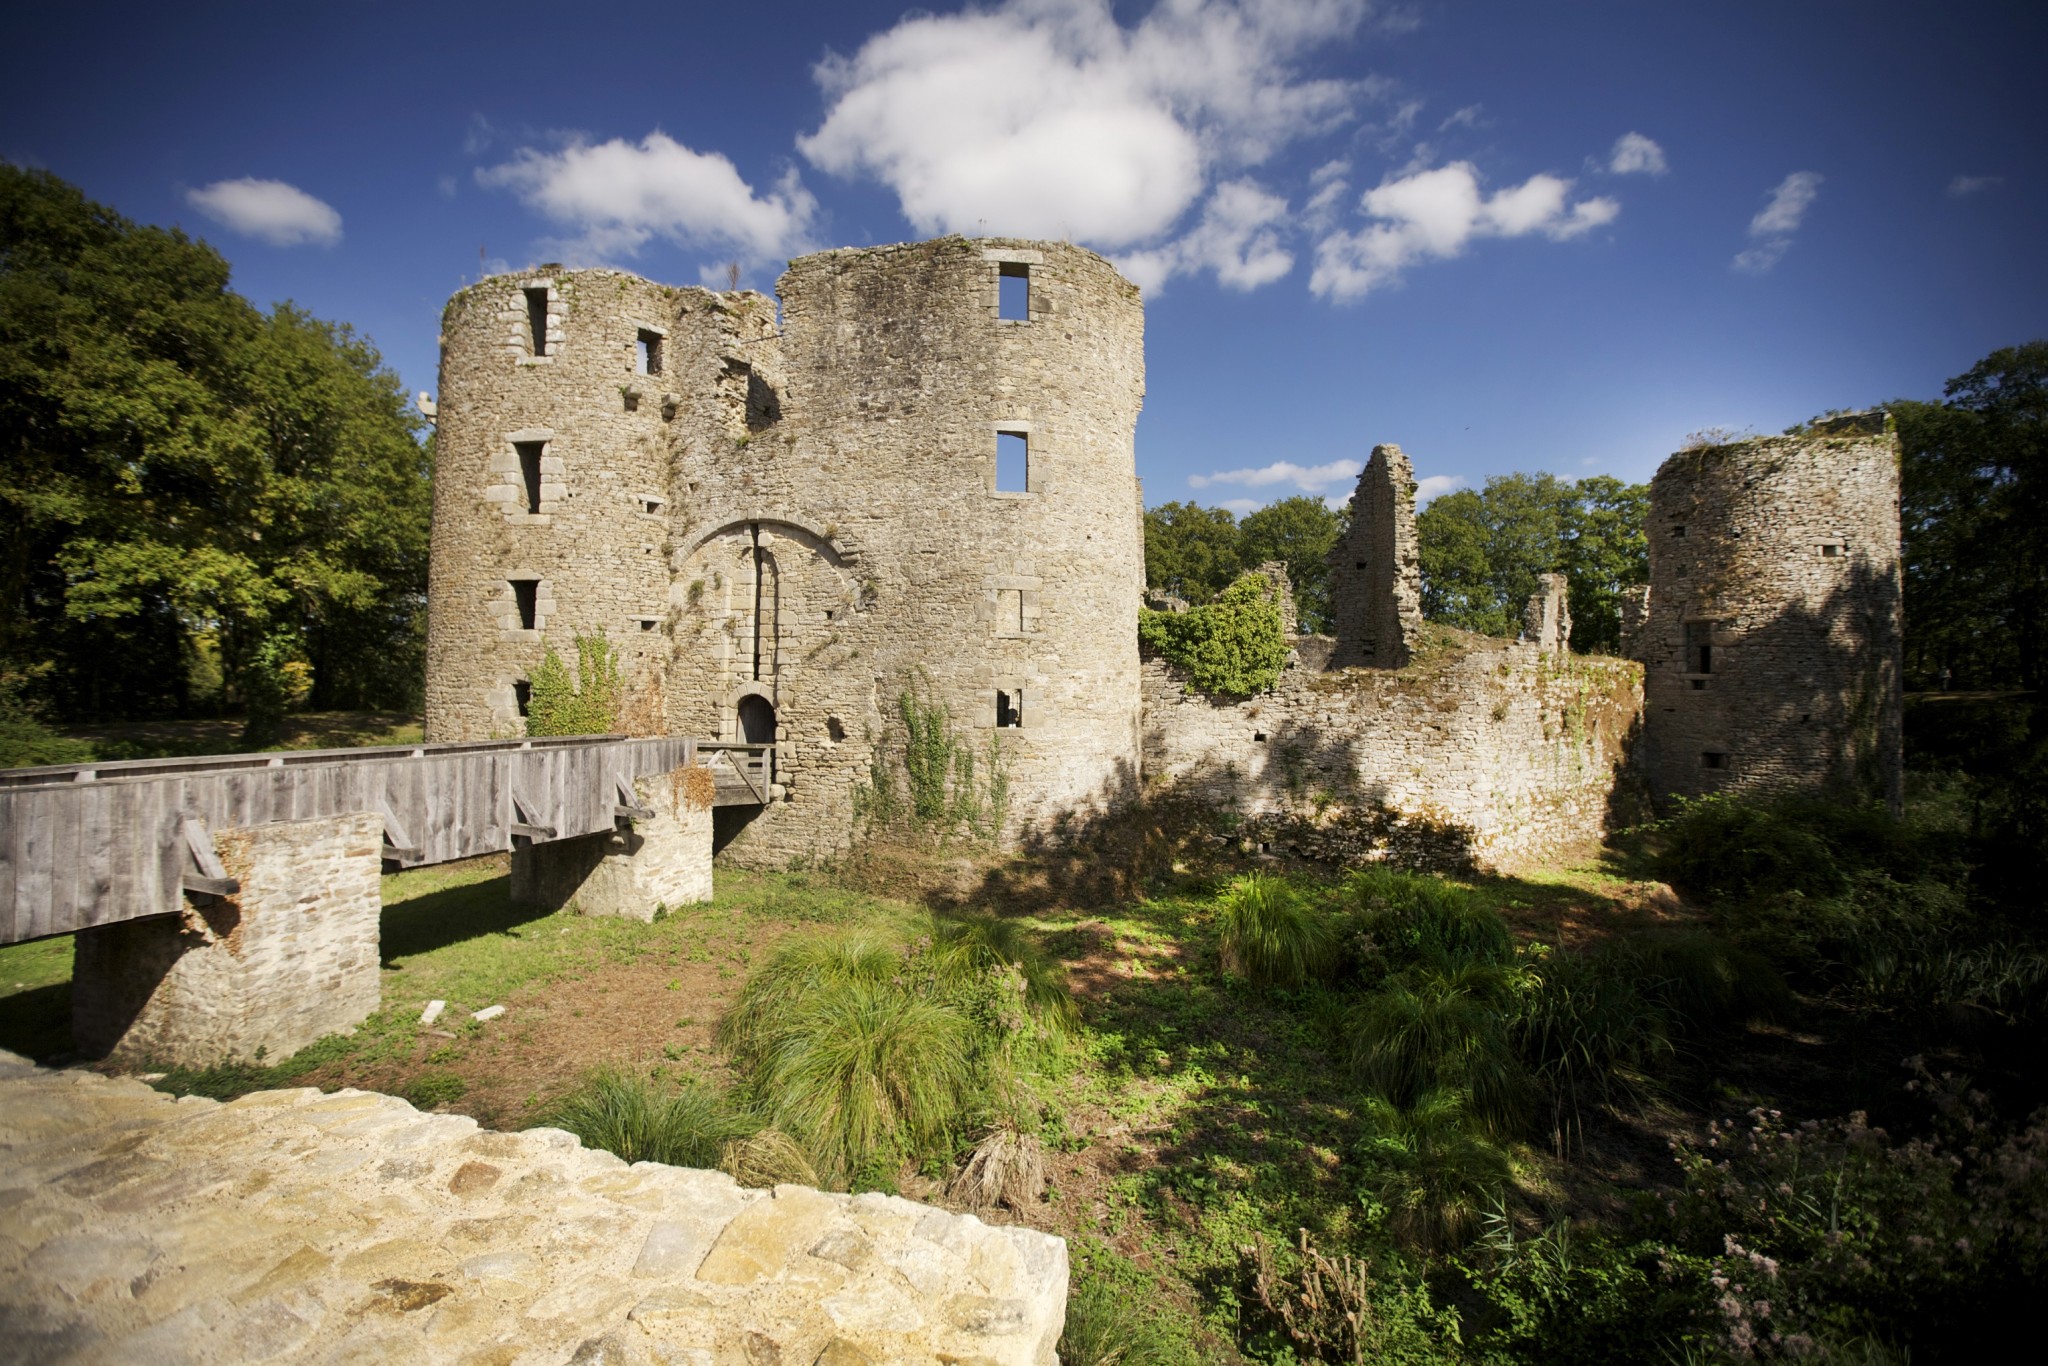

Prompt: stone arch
xmin=672 ymin=512 xmax=858 ymax=569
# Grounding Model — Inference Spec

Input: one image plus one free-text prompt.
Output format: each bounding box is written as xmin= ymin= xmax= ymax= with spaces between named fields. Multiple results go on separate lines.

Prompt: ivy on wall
xmin=526 ymin=632 xmax=621 ymax=736
xmin=1139 ymin=572 xmax=1290 ymax=699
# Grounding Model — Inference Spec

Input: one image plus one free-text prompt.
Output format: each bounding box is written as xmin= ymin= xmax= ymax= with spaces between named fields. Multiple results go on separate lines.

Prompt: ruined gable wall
xmin=1141 ymin=636 xmax=1643 ymax=871
xmin=1326 ymin=444 xmax=1424 ymax=669
xmin=1640 ymin=417 xmax=1903 ymax=809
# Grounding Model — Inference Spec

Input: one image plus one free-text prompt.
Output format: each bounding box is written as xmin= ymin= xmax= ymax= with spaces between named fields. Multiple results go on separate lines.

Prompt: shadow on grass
xmin=378 ymin=873 xmax=546 ymax=967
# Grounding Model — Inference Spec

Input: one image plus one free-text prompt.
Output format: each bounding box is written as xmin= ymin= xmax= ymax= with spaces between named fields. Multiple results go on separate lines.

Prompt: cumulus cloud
xmin=1606 ymin=132 xmax=1667 ymax=176
xmin=1116 ymin=178 xmax=1294 ymax=294
xmin=1415 ymin=473 xmax=1465 ymax=504
xmin=477 ymin=132 xmax=815 ymax=264
xmin=1310 ymin=161 xmax=1619 ymax=300
xmin=1190 ymin=458 xmax=1362 ymax=493
xmin=1733 ymin=170 xmax=1821 ymax=273
xmin=1219 ymin=498 xmax=1262 ymax=515
xmin=798 ymin=0 xmax=1375 ymax=283
xmin=185 ymin=178 xmax=341 ymax=246
xmin=1946 ymin=174 xmax=2002 ymax=197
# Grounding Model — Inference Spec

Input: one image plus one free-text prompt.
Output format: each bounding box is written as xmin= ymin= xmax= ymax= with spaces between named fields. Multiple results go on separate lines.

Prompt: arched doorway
xmin=736 ymin=694 xmax=777 ymax=745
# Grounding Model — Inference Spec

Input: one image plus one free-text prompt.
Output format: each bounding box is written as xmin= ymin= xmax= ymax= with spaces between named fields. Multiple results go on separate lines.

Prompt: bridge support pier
xmin=512 ymin=765 xmax=714 ymax=920
xmin=72 ymin=812 xmax=384 ymax=1066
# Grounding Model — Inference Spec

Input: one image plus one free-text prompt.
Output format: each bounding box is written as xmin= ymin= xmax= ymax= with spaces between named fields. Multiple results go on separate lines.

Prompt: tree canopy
xmin=0 ymin=166 xmax=429 ymax=741
xmin=1893 ymin=342 xmax=2048 ymax=691
xmin=1416 ymin=473 xmax=1648 ymax=654
xmin=1144 ymin=495 xmax=1346 ymax=632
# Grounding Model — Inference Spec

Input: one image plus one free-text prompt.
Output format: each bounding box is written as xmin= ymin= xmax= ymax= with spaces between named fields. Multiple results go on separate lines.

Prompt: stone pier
xmin=511 ymin=766 xmax=715 ymax=920
xmin=71 ymin=812 xmax=384 ymax=1067
xmin=0 ymin=1052 xmax=1068 ymax=1363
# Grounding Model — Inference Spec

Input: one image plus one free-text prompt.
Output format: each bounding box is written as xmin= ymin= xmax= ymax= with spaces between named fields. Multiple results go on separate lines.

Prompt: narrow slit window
xmin=511 ymin=579 xmax=538 ymax=630
xmin=636 ymin=328 xmax=663 ymax=375
xmin=996 ymin=431 xmax=1029 ymax=492
xmin=996 ymin=689 xmax=1023 ymax=728
xmin=999 ymin=262 xmax=1030 ymax=320
xmin=513 ymin=680 xmax=532 ymax=717
xmin=515 ymin=441 xmax=545 ymax=511
xmin=525 ymin=288 xmax=550 ymax=356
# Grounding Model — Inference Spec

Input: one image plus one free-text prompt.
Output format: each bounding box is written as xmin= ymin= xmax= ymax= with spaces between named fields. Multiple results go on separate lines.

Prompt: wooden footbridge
xmin=0 ymin=735 xmax=773 ymax=946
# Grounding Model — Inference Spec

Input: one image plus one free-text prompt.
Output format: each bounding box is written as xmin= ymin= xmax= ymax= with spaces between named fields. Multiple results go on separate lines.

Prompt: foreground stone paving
xmin=0 ymin=1051 xmax=1066 ymax=1364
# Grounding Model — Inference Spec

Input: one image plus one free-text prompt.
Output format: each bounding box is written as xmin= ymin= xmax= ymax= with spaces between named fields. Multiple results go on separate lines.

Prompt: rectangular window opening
xmin=996 ymin=431 xmax=1029 ymax=492
xmin=999 ymin=588 xmax=1024 ymax=633
xmin=1701 ymin=751 xmax=1729 ymax=771
xmin=996 ymin=689 xmax=1024 ymax=728
xmin=1672 ymin=525 xmax=1686 ymax=538
xmin=515 ymin=441 xmax=545 ymax=511
xmin=1821 ymin=543 xmax=1842 ymax=558
xmin=511 ymin=579 xmax=539 ymax=631
xmin=513 ymin=680 xmax=532 ymax=718
xmin=998 ymin=262 xmax=1030 ymax=321
xmin=636 ymin=328 xmax=664 ymax=375
xmin=524 ymin=288 xmax=550 ymax=356
xmin=1685 ymin=622 xmax=1713 ymax=675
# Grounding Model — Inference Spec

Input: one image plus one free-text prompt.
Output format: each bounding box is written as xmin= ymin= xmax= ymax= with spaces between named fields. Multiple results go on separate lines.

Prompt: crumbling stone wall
xmin=1142 ymin=632 xmax=1643 ymax=871
xmin=1639 ymin=414 xmax=1903 ymax=809
xmin=429 ymin=239 xmax=1146 ymax=864
xmin=1523 ymin=572 xmax=1572 ymax=652
xmin=0 ymin=1052 xmax=1067 ymax=1364
xmin=1326 ymin=444 xmax=1424 ymax=669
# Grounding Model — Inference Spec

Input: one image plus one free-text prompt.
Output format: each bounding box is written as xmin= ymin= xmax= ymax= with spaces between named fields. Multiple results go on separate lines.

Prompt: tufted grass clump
xmin=720 ymin=920 xmax=1070 ymax=1187
xmin=540 ymin=1068 xmax=759 ymax=1169
xmin=1217 ymin=872 xmax=1336 ymax=988
xmin=1349 ymin=961 xmax=1532 ymax=1136
xmin=1355 ymin=1089 xmax=1515 ymax=1253
xmin=1347 ymin=865 xmax=1513 ymax=971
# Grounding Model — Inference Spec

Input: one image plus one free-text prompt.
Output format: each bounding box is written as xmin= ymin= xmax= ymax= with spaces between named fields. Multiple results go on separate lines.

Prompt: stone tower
xmin=1639 ymin=413 xmax=1903 ymax=809
xmin=427 ymin=238 xmax=1147 ymax=863
xmin=1326 ymin=444 xmax=1423 ymax=668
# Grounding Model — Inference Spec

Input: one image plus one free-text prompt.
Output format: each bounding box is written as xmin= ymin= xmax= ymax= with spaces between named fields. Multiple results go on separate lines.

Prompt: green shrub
xmin=1348 ymin=867 xmax=1513 ymax=972
xmin=526 ymin=631 xmax=621 ymax=736
xmin=1217 ymin=872 xmax=1335 ymax=988
xmin=0 ymin=666 xmax=91 ymax=769
xmin=931 ymin=910 xmax=1077 ymax=1035
xmin=1138 ymin=571 xmax=1289 ymax=698
xmin=540 ymin=1068 xmax=759 ymax=1168
xmin=1349 ymin=962 xmax=1532 ymax=1134
xmin=1598 ymin=929 xmax=1787 ymax=1033
xmin=1654 ymin=795 xmax=1846 ymax=902
xmin=1355 ymin=1089 xmax=1515 ymax=1253
xmin=1515 ymin=950 xmax=1671 ymax=1154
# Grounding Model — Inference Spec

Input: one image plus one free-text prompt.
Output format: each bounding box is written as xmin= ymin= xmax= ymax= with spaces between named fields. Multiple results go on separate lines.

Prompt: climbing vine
xmin=853 ymin=670 xmax=1009 ymax=843
xmin=1139 ymin=571 xmax=1290 ymax=699
xmin=526 ymin=632 xmax=622 ymax=736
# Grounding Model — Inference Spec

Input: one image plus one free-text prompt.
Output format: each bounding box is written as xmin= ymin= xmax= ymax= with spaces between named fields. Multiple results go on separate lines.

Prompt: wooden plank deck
xmin=0 ymin=734 xmax=746 ymax=945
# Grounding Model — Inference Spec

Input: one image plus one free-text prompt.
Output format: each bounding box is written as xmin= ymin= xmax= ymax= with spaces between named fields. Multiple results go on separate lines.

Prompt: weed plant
xmin=1217 ymin=872 xmax=1336 ymax=987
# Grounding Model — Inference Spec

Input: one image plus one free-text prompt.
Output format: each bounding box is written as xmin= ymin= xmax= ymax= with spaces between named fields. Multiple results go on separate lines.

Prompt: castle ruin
xmin=426 ymin=237 xmax=1903 ymax=871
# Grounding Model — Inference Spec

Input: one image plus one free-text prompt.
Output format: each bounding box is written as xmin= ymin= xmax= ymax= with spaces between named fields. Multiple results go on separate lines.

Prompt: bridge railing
xmin=699 ymin=742 xmax=774 ymax=806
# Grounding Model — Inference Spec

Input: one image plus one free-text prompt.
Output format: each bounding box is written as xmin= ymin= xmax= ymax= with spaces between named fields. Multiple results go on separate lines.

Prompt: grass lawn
xmin=58 ymin=709 xmax=423 ymax=761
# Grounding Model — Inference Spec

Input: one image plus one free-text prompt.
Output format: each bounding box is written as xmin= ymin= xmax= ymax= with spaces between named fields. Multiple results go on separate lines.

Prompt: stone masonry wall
xmin=0 ymin=1052 xmax=1066 ymax=1364
xmin=511 ymin=765 xmax=715 ymax=918
xmin=428 ymin=238 xmax=1146 ymax=867
xmin=1640 ymin=414 xmax=1903 ymax=809
xmin=1326 ymin=444 xmax=1423 ymax=669
xmin=71 ymin=813 xmax=383 ymax=1067
xmin=1143 ymin=635 xmax=1643 ymax=871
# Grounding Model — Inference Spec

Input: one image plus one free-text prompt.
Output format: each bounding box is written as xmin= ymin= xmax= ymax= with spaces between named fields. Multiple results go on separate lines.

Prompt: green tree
xmin=1893 ymin=342 xmax=2047 ymax=689
xmin=1143 ymin=501 xmax=1241 ymax=603
xmin=1239 ymin=495 xmax=1347 ymax=633
xmin=1416 ymin=474 xmax=1647 ymax=651
xmin=0 ymin=166 xmax=429 ymax=737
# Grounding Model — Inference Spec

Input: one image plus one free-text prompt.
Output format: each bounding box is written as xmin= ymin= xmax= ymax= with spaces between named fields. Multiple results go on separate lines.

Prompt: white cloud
xmin=185 ymin=178 xmax=341 ymax=246
xmin=1946 ymin=174 xmax=2002 ymax=197
xmin=1439 ymin=104 xmax=1485 ymax=132
xmin=1115 ymin=178 xmax=1294 ymax=295
xmin=1414 ymin=473 xmax=1465 ymax=504
xmin=1733 ymin=170 xmax=1821 ymax=273
xmin=478 ymin=132 xmax=815 ymax=264
xmin=1190 ymin=457 xmax=1362 ymax=492
xmin=1219 ymin=498 xmax=1261 ymax=515
xmin=1310 ymin=161 xmax=1619 ymax=300
xmin=1606 ymin=132 xmax=1667 ymax=176
xmin=1749 ymin=170 xmax=1821 ymax=236
xmin=797 ymin=0 xmax=1375 ymax=284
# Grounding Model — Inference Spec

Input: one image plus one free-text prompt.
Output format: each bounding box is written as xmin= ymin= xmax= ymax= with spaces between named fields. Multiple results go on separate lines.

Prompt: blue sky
xmin=5 ymin=1 xmax=2041 ymax=511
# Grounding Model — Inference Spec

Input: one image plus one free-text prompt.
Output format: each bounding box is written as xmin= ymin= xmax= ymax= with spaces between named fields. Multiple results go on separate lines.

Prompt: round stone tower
xmin=1640 ymin=414 xmax=1903 ymax=809
xmin=426 ymin=237 xmax=1146 ymax=863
